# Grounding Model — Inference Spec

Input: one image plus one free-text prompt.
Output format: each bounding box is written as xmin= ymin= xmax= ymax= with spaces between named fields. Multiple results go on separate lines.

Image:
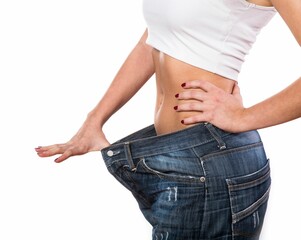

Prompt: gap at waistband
xmin=101 ymin=123 xmax=231 ymax=162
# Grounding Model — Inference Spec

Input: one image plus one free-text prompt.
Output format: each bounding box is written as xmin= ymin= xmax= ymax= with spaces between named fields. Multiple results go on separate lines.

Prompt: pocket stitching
xmin=232 ymin=186 xmax=270 ymax=223
xmin=140 ymin=158 xmax=202 ymax=183
xmin=226 ymin=161 xmax=271 ymax=224
xmin=202 ymin=142 xmax=263 ymax=162
xmin=227 ymin=169 xmax=270 ymax=191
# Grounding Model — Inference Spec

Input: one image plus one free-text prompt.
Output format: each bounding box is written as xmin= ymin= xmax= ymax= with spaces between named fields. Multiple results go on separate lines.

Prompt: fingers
xmin=176 ymin=79 xmax=226 ymax=101
xmin=175 ymin=102 xmax=205 ymax=112
xmin=181 ymin=113 xmax=211 ymax=125
xmin=176 ymin=90 xmax=208 ymax=101
xmin=232 ymin=83 xmax=243 ymax=102
xmin=54 ymin=148 xmax=74 ymax=163
xmin=174 ymin=80 xmax=224 ymax=126
xmin=182 ymin=79 xmax=219 ymax=92
xmin=35 ymin=121 xmax=111 ymax=163
xmin=35 ymin=144 xmax=67 ymax=157
xmin=232 ymin=82 xmax=241 ymax=95
xmin=53 ymin=144 xmax=90 ymax=163
xmin=35 ymin=143 xmax=74 ymax=163
xmin=174 ymin=81 xmax=210 ymax=116
xmin=174 ymin=102 xmax=212 ymax=125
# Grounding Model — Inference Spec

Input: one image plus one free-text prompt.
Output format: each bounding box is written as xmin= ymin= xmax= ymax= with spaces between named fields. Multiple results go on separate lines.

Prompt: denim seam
xmin=205 ymin=123 xmax=227 ymax=150
xmin=124 ymin=142 xmax=137 ymax=171
xmin=232 ymin=186 xmax=270 ymax=223
xmin=132 ymin=139 xmax=215 ymax=158
xmin=200 ymin=142 xmax=263 ymax=162
xmin=121 ymin=166 xmax=152 ymax=208
xmin=136 ymin=134 xmax=232 ymax=159
xmin=103 ymin=132 xmax=232 ymax=161
xmin=200 ymin=186 xmax=209 ymax=237
xmin=108 ymin=164 xmax=151 ymax=208
xmin=140 ymin=158 xmax=205 ymax=183
xmin=226 ymin=159 xmax=269 ymax=180
xmin=104 ymin=138 xmax=220 ymax=168
xmin=227 ymin=170 xmax=270 ymax=191
xmin=192 ymin=147 xmax=207 ymax=175
xmin=106 ymin=159 xmax=127 ymax=168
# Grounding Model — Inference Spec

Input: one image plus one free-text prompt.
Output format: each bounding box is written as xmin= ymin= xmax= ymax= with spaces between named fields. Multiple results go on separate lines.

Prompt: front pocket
xmin=226 ymin=160 xmax=271 ymax=238
xmin=139 ymin=154 xmax=205 ymax=183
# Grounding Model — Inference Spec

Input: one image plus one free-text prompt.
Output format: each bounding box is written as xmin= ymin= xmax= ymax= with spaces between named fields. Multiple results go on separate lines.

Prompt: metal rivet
xmin=218 ymin=145 xmax=227 ymax=150
xmin=107 ymin=150 xmax=114 ymax=157
xmin=200 ymin=176 xmax=206 ymax=182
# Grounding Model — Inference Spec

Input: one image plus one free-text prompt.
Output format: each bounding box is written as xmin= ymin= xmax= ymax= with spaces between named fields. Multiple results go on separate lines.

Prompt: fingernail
xmin=181 ymin=120 xmax=185 ymax=124
xmin=181 ymin=83 xmax=186 ymax=87
xmin=54 ymin=158 xmax=59 ymax=163
xmin=174 ymin=106 xmax=178 ymax=110
xmin=175 ymin=93 xmax=179 ymax=98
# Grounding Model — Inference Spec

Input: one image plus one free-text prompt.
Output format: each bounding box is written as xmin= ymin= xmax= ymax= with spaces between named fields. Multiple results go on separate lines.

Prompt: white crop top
xmin=143 ymin=0 xmax=277 ymax=80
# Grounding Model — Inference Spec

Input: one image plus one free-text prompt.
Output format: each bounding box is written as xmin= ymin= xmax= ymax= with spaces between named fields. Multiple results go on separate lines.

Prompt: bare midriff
xmin=153 ymin=49 xmax=236 ymax=135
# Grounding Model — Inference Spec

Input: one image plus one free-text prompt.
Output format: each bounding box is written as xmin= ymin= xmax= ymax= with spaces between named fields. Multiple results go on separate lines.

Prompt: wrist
xmin=86 ymin=111 xmax=106 ymax=128
xmin=236 ymin=107 xmax=257 ymax=132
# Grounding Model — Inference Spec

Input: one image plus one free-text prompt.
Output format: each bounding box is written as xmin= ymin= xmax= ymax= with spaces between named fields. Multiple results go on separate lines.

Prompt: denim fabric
xmin=101 ymin=123 xmax=271 ymax=240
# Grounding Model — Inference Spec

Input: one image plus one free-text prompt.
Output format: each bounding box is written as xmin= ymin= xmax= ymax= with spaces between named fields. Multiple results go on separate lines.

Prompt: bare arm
xmin=177 ymin=78 xmax=301 ymax=132
xmin=88 ymin=29 xmax=154 ymax=126
xmin=176 ymin=0 xmax=301 ymax=132
xmin=36 ymin=29 xmax=155 ymax=162
xmin=239 ymin=77 xmax=301 ymax=131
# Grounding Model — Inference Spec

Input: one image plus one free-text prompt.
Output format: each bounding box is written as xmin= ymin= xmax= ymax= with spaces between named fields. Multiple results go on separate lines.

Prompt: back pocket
xmin=226 ymin=160 xmax=271 ymax=239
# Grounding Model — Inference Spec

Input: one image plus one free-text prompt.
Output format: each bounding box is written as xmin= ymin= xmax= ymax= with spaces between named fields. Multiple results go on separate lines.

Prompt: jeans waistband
xmin=101 ymin=123 xmax=259 ymax=169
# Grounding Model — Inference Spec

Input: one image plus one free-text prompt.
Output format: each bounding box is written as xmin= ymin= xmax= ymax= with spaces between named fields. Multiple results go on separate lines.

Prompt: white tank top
xmin=143 ymin=0 xmax=277 ymax=80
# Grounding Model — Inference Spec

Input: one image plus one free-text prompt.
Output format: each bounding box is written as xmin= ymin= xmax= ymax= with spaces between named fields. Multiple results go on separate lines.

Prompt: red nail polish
xmin=174 ymin=106 xmax=178 ymax=110
xmin=175 ymin=93 xmax=179 ymax=98
xmin=181 ymin=120 xmax=185 ymax=124
xmin=181 ymin=83 xmax=186 ymax=87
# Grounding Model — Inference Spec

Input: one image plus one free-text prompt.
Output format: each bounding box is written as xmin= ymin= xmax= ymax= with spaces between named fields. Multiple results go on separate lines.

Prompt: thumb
xmin=232 ymin=83 xmax=242 ymax=100
xmin=54 ymin=149 xmax=73 ymax=163
xmin=232 ymin=83 xmax=241 ymax=95
xmin=232 ymin=83 xmax=244 ymax=105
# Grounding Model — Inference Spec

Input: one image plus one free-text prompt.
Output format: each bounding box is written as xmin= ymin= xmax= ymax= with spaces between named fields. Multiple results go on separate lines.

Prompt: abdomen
xmin=153 ymin=49 xmax=236 ymax=135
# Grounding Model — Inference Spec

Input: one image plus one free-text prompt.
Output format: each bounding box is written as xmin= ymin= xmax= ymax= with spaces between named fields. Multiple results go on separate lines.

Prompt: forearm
xmin=87 ymin=29 xmax=155 ymax=126
xmin=241 ymin=77 xmax=301 ymax=131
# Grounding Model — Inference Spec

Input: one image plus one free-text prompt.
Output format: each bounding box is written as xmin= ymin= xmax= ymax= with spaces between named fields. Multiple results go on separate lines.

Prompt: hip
xmin=101 ymin=123 xmax=269 ymax=182
xmin=101 ymin=123 xmax=271 ymax=239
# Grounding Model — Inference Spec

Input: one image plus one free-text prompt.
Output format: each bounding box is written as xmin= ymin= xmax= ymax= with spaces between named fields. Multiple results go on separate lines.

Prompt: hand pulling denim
xmin=101 ymin=123 xmax=271 ymax=240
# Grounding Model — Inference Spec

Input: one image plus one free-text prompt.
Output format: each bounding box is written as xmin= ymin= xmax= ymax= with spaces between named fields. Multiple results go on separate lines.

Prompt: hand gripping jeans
xmin=101 ymin=123 xmax=271 ymax=240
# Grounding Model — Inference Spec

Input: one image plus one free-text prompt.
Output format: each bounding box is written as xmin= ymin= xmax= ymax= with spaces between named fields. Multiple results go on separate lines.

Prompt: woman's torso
xmin=151 ymin=0 xmax=274 ymax=135
xmin=153 ymin=50 xmax=235 ymax=135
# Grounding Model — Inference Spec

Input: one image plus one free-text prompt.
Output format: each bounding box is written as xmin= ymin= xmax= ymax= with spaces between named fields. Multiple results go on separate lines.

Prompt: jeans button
xmin=107 ymin=150 xmax=114 ymax=157
xmin=200 ymin=176 xmax=206 ymax=182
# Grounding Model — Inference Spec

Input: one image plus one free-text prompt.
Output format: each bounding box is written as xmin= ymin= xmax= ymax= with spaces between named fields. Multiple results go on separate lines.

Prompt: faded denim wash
xmin=101 ymin=123 xmax=271 ymax=240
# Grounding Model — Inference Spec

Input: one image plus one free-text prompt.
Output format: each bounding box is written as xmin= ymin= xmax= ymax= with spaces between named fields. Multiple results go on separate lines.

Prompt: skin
xmin=152 ymin=49 xmax=235 ymax=135
xmin=36 ymin=0 xmax=301 ymax=162
xmin=179 ymin=0 xmax=301 ymax=132
xmin=36 ymin=30 xmax=154 ymax=162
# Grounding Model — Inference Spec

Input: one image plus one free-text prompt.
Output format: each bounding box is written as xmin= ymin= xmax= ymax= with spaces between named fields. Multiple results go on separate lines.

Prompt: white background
xmin=0 ymin=1 xmax=300 ymax=239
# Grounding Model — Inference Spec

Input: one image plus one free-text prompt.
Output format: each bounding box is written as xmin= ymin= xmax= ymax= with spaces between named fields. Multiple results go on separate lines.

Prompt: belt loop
xmin=204 ymin=123 xmax=227 ymax=150
xmin=124 ymin=142 xmax=136 ymax=171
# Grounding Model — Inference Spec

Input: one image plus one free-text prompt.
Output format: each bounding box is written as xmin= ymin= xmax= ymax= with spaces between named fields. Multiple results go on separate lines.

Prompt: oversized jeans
xmin=101 ymin=123 xmax=270 ymax=239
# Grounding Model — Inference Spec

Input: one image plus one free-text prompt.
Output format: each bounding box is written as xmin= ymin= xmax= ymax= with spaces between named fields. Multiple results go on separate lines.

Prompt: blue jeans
xmin=101 ymin=123 xmax=270 ymax=240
